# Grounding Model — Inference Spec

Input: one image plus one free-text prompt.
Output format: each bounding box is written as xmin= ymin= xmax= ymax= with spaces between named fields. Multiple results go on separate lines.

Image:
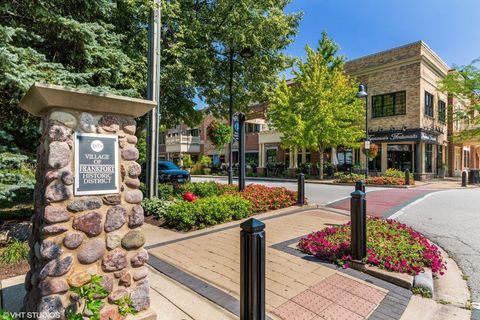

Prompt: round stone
xmin=101 ymin=275 xmax=114 ymax=293
xmin=67 ymin=197 xmax=102 ymax=212
xmin=49 ymin=111 xmax=77 ymax=128
xmin=61 ymin=170 xmax=74 ymax=185
xmin=77 ymin=238 xmax=106 ymax=264
xmin=99 ymin=305 xmax=122 ymax=320
xmin=73 ymin=212 xmax=102 ymax=237
xmin=133 ymin=267 xmax=148 ymax=281
xmin=80 ymin=112 xmax=96 ymax=132
xmin=121 ymin=230 xmax=145 ymax=250
xmin=125 ymin=190 xmax=143 ymax=204
xmin=127 ymin=163 xmax=142 ymax=178
xmin=108 ymin=288 xmax=129 ymax=303
xmin=102 ymin=248 xmax=127 ymax=272
xmin=43 ymin=224 xmax=68 ymax=235
xmin=45 ymin=181 xmax=71 ymax=203
xmin=38 ymin=295 xmax=64 ymax=318
xmin=125 ymin=178 xmax=140 ymax=188
xmin=39 ymin=278 xmax=69 ymax=296
xmin=48 ymin=125 xmax=71 ymax=142
xmin=106 ymin=232 xmax=123 ymax=250
xmin=99 ymin=115 xmax=120 ymax=132
xmin=68 ymin=269 xmax=93 ymax=288
xmin=130 ymin=249 xmax=149 ymax=267
xmin=48 ymin=141 xmax=70 ymax=169
xmin=123 ymin=122 xmax=136 ymax=135
xmin=45 ymin=171 xmax=59 ymax=184
xmin=63 ymin=232 xmax=85 ymax=249
xmin=119 ymin=137 xmax=127 ymax=148
xmin=130 ymin=279 xmax=150 ymax=311
xmin=105 ymin=205 xmax=127 ymax=232
xmin=39 ymin=255 xmax=73 ymax=280
xmin=43 ymin=206 xmax=70 ymax=224
xmin=127 ymin=135 xmax=138 ymax=144
xmin=128 ymin=205 xmax=144 ymax=228
xmin=119 ymin=271 xmax=132 ymax=287
xmin=122 ymin=147 xmax=139 ymax=161
xmin=102 ymin=194 xmax=121 ymax=206
xmin=40 ymin=240 xmax=63 ymax=260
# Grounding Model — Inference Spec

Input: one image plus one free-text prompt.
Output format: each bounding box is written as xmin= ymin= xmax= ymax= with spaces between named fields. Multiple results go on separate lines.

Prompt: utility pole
xmin=146 ymin=0 xmax=161 ymax=198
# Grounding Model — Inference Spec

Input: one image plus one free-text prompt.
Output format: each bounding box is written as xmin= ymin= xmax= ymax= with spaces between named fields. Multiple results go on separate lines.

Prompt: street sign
xmin=74 ymin=133 xmax=119 ymax=195
xmin=233 ymin=114 xmax=240 ymax=142
xmin=364 ymin=140 xmax=371 ymax=150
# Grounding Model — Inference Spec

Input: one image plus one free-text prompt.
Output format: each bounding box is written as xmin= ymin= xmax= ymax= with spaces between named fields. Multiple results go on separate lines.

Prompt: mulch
xmin=0 ymin=260 xmax=29 ymax=280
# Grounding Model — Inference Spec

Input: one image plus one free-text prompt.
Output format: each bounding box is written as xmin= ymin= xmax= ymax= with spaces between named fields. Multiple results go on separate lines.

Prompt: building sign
xmin=74 ymin=133 xmax=119 ymax=195
xmin=369 ymin=129 xmax=439 ymax=144
xmin=233 ymin=114 xmax=239 ymax=142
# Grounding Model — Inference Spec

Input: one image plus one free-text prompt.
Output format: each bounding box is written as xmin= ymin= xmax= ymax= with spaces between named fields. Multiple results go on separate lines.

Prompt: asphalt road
xmin=395 ymin=188 xmax=480 ymax=307
xmin=191 ymin=176 xmax=388 ymax=205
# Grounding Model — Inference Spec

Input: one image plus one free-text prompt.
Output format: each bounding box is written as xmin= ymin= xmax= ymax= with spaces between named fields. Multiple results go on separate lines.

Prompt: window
xmin=266 ymin=149 xmax=277 ymax=163
xmin=464 ymin=149 xmax=470 ymax=168
xmin=425 ymin=144 xmax=433 ymax=173
xmin=437 ymin=146 xmax=443 ymax=173
xmin=438 ymin=100 xmax=446 ymax=122
xmin=425 ymin=92 xmax=434 ymax=117
xmin=368 ymin=145 xmax=382 ymax=171
xmin=371 ymin=91 xmax=406 ymax=118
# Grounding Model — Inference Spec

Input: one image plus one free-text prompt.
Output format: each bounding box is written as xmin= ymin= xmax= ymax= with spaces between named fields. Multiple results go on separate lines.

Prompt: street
xmin=395 ymin=188 xmax=480 ymax=308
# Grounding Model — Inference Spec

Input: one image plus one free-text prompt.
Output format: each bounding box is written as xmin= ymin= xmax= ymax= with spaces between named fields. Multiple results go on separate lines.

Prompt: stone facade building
xmin=159 ymin=41 xmax=479 ymax=180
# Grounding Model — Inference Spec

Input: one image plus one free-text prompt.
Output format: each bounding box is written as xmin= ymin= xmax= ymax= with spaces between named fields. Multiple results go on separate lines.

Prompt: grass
xmin=0 ymin=239 xmax=29 ymax=264
xmin=411 ymin=287 xmax=433 ymax=298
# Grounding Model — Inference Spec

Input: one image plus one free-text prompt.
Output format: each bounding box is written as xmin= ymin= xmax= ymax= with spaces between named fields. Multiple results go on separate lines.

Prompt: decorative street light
xmin=357 ymin=84 xmax=369 ymax=178
xmin=227 ymin=47 xmax=254 ymax=185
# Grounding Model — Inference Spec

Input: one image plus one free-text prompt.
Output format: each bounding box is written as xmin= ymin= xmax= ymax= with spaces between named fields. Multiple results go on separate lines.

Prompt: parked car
xmin=158 ymin=161 xmax=190 ymax=184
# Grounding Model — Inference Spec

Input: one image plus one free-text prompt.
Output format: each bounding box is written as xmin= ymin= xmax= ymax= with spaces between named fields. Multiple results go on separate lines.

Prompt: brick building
xmin=158 ymin=41 xmax=479 ymax=180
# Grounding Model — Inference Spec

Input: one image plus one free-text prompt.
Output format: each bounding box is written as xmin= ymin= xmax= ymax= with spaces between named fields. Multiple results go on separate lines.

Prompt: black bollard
xmin=355 ymin=180 xmax=365 ymax=193
xmin=238 ymin=113 xmax=246 ymax=192
xmin=297 ymin=173 xmax=305 ymax=206
xmin=462 ymin=171 xmax=468 ymax=187
xmin=240 ymin=218 xmax=265 ymax=320
xmin=350 ymin=190 xmax=367 ymax=261
xmin=405 ymin=168 xmax=410 ymax=186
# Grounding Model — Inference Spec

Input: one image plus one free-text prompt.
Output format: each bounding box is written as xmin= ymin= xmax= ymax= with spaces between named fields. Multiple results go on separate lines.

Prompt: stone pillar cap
xmin=19 ymin=83 xmax=156 ymax=117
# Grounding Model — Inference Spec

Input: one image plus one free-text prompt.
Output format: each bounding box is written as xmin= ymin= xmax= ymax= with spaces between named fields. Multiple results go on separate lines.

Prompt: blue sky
xmin=284 ymin=0 xmax=480 ymax=68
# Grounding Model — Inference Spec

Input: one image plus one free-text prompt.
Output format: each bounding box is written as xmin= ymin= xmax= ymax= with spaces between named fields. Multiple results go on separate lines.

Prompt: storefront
xmin=367 ymin=128 xmax=446 ymax=180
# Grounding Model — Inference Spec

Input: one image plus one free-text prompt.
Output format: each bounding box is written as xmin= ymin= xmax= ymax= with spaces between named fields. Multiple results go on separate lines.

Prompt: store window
xmin=368 ymin=145 xmax=382 ymax=171
xmin=371 ymin=91 xmax=406 ymax=118
xmin=425 ymin=92 xmax=434 ymax=117
xmin=438 ymin=100 xmax=446 ymax=123
xmin=387 ymin=144 xmax=412 ymax=171
xmin=436 ymin=146 xmax=444 ymax=173
xmin=337 ymin=148 xmax=353 ymax=172
xmin=464 ymin=149 xmax=470 ymax=168
xmin=266 ymin=149 xmax=277 ymax=163
xmin=425 ymin=144 xmax=433 ymax=173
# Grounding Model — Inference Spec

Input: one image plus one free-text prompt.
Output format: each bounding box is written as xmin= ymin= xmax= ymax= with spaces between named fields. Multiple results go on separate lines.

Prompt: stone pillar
xmin=381 ymin=143 xmax=388 ymax=173
xmin=19 ymin=84 xmax=156 ymax=320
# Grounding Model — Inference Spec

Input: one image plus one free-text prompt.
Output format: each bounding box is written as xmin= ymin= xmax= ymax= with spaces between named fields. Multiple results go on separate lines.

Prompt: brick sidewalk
xmin=148 ymin=209 xmax=407 ymax=319
xmin=327 ymin=189 xmax=435 ymax=217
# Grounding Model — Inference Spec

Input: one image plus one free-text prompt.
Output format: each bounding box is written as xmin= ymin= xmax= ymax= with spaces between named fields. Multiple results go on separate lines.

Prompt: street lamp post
xmin=357 ymin=85 xmax=369 ymax=178
xmin=227 ymin=47 xmax=254 ymax=185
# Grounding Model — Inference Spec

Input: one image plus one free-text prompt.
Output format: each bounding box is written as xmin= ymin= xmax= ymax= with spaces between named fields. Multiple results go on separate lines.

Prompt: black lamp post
xmin=227 ymin=47 xmax=254 ymax=185
xmin=357 ymin=84 xmax=369 ymax=178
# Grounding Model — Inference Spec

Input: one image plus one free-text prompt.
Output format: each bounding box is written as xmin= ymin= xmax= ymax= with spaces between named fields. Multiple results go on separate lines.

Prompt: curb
xmin=413 ymin=268 xmax=434 ymax=296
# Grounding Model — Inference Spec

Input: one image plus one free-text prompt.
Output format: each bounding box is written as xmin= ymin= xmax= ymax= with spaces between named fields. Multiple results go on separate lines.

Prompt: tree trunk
xmin=319 ymin=145 xmax=325 ymax=179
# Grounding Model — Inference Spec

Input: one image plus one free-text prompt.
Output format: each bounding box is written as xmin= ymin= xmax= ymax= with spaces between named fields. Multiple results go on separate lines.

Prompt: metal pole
xmin=462 ymin=170 xmax=467 ymax=187
xmin=145 ymin=0 xmax=161 ymax=198
xmin=355 ymin=179 xmax=365 ymax=193
xmin=405 ymin=168 xmax=410 ymax=186
xmin=365 ymin=95 xmax=369 ymax=179
xmin=240 ymin=218 xmax=266 ymax=320
xmin=297 ymin=173 xmax=305 ymax=206
xmin=228 ymin=49 xmax=234 ymax=185
xmin=238 ymin=113 xmax=246 ymax=192
xmin=350 ymin=189 xmax=367 ymax=261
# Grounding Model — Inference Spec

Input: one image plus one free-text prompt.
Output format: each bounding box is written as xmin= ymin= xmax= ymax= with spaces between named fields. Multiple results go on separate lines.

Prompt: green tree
xmin=439 ymin=59 xmax=480 ymax=140
xmin=268 ymin=32 xmax=364 ymax=179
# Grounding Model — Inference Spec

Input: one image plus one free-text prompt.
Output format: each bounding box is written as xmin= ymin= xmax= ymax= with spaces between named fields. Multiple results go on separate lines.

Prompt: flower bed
xmin=298 ymin=217 xmax=446 ymax=275
xmin=142 ymin=182 xmax=299 ymax=230
xmin=334 ymin=172 xmax=414 ymax=186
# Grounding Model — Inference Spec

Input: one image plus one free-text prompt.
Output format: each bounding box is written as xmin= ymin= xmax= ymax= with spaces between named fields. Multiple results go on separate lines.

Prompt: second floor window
xmin=438 ymin=100 xmax=446 ymax=122
xmin=425 ymin=92 xmax=434 ymax=117
xmin=372 ymin=91 xmax=406 ymax=118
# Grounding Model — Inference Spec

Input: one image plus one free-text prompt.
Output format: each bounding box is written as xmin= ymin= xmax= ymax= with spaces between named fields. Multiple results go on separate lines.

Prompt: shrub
xmin=0 ymin=239 xmax=29 ymax=264
xmin=163 ymin=195 xmax=252 ymax=231
xmin=176 ymin=181 xmax=236 ymax=198
xmin=298 ymin=217 xmax=446 ymax=275
xmin=384 ymin=168 xmax=405 ymax=178
xmin=235 ymin=184 xmax=298 ymax=213
xmin=199 ymin=156 xmax=212 ymax=168
xmin=182 ymin=155 xmax=193 ymax=168
xmin=141 ymin=197 xmax=178 ymax=219
xmin=333 ymin=172 xmax=364 ymax=183
xmin=334 ymin=172 xmax=413 ymax=185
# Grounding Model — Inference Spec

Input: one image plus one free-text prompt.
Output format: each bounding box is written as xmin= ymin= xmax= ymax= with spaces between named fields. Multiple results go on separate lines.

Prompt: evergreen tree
xmin=268 ymin=32 xmax=364 ymax=179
